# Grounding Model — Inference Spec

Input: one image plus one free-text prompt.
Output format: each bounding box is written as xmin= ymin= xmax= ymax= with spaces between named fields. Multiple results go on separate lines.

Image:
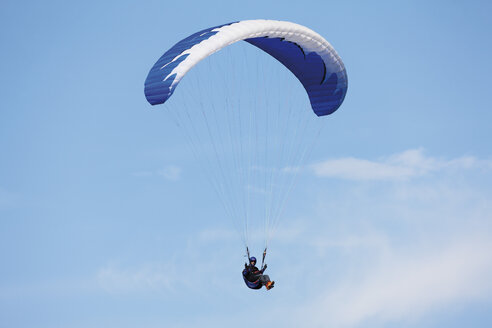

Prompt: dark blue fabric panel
xmin=245 ymin=37 xmax=347 ymax=116
xmin=144 ymin=22 xmax=238 ymax=105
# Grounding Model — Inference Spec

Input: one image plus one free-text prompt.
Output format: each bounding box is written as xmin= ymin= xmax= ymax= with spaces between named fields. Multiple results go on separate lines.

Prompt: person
xmin=242 ymin=256 xmax=275 ymax=290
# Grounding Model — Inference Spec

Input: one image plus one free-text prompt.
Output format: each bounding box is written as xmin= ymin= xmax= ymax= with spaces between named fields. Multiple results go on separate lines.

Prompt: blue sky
xmin=1 ymin=0 xmax=492 ymax=327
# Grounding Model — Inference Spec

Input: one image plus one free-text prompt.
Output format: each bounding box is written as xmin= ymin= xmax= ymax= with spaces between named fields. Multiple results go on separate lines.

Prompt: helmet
xmin=249 ymin=257 xmax=257 ymax=263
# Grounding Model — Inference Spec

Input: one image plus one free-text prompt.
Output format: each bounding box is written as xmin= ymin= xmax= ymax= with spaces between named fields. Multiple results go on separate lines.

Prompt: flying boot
xmin=265 ymin=281 xmax=275 ymax=290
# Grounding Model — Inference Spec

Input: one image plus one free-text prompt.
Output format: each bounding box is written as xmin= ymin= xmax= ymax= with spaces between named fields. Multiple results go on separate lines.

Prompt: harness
xmin=243 ymin=246 xmax=268 ymax=289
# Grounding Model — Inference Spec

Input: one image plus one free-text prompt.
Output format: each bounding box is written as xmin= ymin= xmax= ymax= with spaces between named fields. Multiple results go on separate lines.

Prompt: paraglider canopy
xmin=144 ymin=19 xmax=348 ymax=116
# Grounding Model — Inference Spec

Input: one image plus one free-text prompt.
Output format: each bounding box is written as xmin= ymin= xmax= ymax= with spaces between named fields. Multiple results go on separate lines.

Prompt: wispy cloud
xmin=198 ymin=228 xmax=237 ymax=242
xmin=96 ymin=262 xmax=182 ymax=293
xmin=310 ymin=232 xmax=391 ymax=257
xmin=132 ymin=165 xmax=182 ymax=181
xmin=271 ymin=149 xmax=492 ymax=327
xmin=311 ymin=149 xmax=491 ymax=181
xmin=157 ymin=165 xmax=182 ymax=181
xmin=298 ymin=236 xmax=492 ymax=328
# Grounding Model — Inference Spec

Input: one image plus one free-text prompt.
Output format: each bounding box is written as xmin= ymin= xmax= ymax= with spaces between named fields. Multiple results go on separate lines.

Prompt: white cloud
xmin=157 ymin=165 xmax=182 ymax=181
xmin=96 ymin=262 xmax=182 ymax=293
xmin=133 ymin=166 xmax=182 ymax=180
xmin=310 ymin=149 xmax=491 ymax=181
xmin=198 ymin=228 xmax=237 ymax=242
xmin=310 ymin=232 xmax=391 ymax=257
xmin=298 ymin=237 xmax=492 ymax=328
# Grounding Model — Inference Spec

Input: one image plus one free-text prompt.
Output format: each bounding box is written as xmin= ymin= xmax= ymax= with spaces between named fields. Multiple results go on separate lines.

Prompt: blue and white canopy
xmin=144 ymin=19 xmax=348 ymax=116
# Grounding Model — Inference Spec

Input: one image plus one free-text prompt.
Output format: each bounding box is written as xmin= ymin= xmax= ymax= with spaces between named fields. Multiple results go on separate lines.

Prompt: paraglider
xmin=242 ymin=248 xmax=274 ymax=290
xmin=243 ymin=256 xmax=274 ymax=290
xmin=144 ymin=19 xmax=347 ymax=290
